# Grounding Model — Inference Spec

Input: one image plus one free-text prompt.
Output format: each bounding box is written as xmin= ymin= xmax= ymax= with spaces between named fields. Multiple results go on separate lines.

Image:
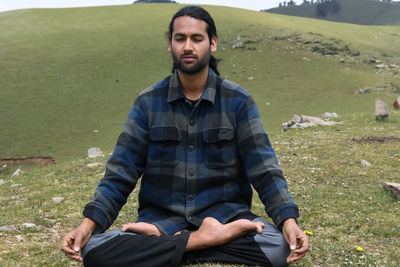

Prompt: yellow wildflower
xmin=304 ymin=231 xmax=313 ymax=236
xmin=86 ymin=194 xmax=90 ymax=197
xmin=356 ymin=246 xmax=363 ymax=252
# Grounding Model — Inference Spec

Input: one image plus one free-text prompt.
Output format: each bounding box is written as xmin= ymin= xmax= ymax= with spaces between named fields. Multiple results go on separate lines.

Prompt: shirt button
xmin=189 ymin=119 xmax=195 ymax=126
xmin=188 ymin=194 xmax=194 ymax=201
xmin=188 ymin=169 xmax=194 ymax=176
xmin=188 ymin=145 xmax=195 ymax=151
xmin=188 ymin=216 xmax=192 ymax=221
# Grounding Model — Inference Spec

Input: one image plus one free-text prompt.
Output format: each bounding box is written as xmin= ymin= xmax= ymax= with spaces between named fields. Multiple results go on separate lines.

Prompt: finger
xmin=255 ymin=222 xmax=264 ymax=234
xmin=64 ymin=252 xmax=83 ymax=262
xmin=289 ymin=233 xmax=297 ymax=251
xmin=287 ymin=251 xmax=306 ymax=263
xmin=121 ymin=223 xmax=136 ymax=232
xmin=61 ymin=235 xmax=76 ymax=254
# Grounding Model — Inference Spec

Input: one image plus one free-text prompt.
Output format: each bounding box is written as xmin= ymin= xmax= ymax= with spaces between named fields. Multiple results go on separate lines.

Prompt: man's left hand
xmin=282 ymin=218 xmax=309 ymax=263
xmin=122 ymin=222 xmax=162 ymax=236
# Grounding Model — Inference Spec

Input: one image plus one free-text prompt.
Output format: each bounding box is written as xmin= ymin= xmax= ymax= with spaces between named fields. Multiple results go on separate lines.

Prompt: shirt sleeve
xmin=236 ymin=94 xmax=299 ymax=226
xmin=83 ymin=96 xmax=149 ymax=233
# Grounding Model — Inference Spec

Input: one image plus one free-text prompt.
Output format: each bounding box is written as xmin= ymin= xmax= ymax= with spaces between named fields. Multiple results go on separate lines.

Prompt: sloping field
xmin=267 ymin=0 xmax=400 ymax=25
xmin=1 ymin=4 xmax=399 ymax=161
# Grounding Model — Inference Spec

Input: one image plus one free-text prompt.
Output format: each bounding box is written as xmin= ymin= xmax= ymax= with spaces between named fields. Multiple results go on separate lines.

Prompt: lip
xmin=181 ymin=55 xmax=196 ymax=63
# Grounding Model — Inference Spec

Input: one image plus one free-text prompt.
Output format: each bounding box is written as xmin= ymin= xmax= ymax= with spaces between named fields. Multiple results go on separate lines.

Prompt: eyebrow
xmin=173 ymin=33 xmax=205 ymax=38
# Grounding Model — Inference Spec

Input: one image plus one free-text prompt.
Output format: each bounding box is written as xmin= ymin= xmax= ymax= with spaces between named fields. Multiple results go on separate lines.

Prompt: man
xmin=62 ymin=6 xmax=308 ymax=267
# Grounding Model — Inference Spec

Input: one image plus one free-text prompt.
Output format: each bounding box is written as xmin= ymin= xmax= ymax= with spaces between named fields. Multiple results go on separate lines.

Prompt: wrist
xmin=282 ymin=218 xmax=297 ymax=228
xmin=81 ymin=217 xmax=97 ymax=233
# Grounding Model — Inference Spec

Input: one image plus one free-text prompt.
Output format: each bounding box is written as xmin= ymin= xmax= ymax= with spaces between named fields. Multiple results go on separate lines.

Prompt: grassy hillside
xmin=266 ymin=0 xmax=400 ymax=25
xmin=1 ymin=112 xmax=399 ymax=266
xmin=1 ymin=4 xmax=400 ymax=161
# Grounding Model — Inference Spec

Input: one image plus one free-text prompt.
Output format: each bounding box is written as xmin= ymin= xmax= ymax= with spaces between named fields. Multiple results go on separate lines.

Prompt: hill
xmin=266 ymin=0 xmax=400 ymax=25
xmin=0 ymin=4 xmax=400 ymax=161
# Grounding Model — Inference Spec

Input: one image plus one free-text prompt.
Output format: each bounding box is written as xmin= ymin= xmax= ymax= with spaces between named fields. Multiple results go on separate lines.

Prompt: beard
xmin=172 ymin=49 xmax=211 ymax=74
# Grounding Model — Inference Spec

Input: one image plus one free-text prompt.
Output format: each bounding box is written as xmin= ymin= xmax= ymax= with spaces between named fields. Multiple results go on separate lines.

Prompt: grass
xmin=1 ymin=4 xmax=400 ymax=161
xmin=267 ymin=0 xmax=400 ymax=26
xmin=1 ymin=110 xmax=399 ymax=266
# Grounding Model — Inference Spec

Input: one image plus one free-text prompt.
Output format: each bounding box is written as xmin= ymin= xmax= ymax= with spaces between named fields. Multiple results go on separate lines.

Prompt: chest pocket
xmin=147 ymin=126 xmax=181 ymax=167
xmin=202 ymin=127 xmax=237 ymax=168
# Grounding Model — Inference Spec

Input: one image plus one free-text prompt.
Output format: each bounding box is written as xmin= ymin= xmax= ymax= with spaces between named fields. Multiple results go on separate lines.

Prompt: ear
xmin=168 ymin=38 xmax=172 ymax=52
xmin=210 ymin=36 xmax=217 ymax=53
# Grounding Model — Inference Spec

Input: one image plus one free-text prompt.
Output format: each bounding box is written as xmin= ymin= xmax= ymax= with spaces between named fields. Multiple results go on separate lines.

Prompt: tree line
xmin=278 ymin=0 xmax=342 ymax=17
xmin=133 ymin=0 xmax=177 ymax=3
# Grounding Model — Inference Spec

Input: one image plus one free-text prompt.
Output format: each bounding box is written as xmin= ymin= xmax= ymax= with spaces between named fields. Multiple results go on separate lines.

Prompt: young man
xmin=62 ymin=6 xmax=308 ymax=267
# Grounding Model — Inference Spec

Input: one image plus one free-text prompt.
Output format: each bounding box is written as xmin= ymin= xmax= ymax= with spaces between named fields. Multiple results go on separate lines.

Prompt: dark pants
xmin=81 ymin=214 xmax=289 ymax=267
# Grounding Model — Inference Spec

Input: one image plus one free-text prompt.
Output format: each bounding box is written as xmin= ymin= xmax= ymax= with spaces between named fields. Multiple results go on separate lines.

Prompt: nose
xmin=183 ymin=39 xmax=193 ymax=52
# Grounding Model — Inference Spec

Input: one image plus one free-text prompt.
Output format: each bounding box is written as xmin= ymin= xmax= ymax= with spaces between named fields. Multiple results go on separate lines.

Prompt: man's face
xmin=168 ymin=16 xmax=217 ymax=75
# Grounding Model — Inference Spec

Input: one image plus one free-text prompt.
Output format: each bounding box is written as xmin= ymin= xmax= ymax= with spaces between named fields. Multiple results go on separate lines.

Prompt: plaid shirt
xmin=83 ymin=69 xmax=299 ymax=235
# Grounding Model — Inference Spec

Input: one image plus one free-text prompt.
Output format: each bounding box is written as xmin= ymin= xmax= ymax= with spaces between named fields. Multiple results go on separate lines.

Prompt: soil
xmin=0 ymin=157 xmax=55 ymax=166
xmin=351 ymin=136 xmax=400 ymax=144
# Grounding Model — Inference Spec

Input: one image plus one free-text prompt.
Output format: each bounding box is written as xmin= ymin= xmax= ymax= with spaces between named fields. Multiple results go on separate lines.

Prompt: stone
xmin=0 ymin=225 xmax=17 ymax=232
xmin=0 ymin=179 xmax=5 ymax=186
xmin=389 ymin=64 xmax=397 ymax=69
xmin=375 ymin=98 xmax=389 ymax=121
xmin=11 ymin=168 xmax=22 ymax=177
xmin=88 ymin=147 xmax=103 ymax=158
xmin=52 ymin=197 xmax=64 ymax=204
xmin=93 ymin=129 xmax=99 ymax=133
xmin=369 ymin=58 xmax=381 ymax=64
xmin=383 ymin=182 xmax=400 ymax=200
xmin=21 ymin=223 xmax=36 ymax=228
xmin=357 ymin=88 xmax=372 ymax=94
xmin=2 ymin=164 xmax=6 ymax=168
xmin=16 ymin=235 xmax=24 ymax=242
xmin=248 ymin=77 xmax=254 ymax=80
xmin=11 ymin=184 xmax=22 ymax=187
xmin=282 ymin=114 xmax=342 ymax=131
xmin=321 ymin=112 xmax=339 ymax=119
xmin=394 ymin=95 xmax=400 ymax=109
xmin=232 ymin=42 xmax=244 ymax=49
xmin=86 ymin=162 xmax=104 ymax=168
xmin=375 ymin=64 xmax=387 ymax=69
xmin=361 ymin=159 xmax=372 ymax=167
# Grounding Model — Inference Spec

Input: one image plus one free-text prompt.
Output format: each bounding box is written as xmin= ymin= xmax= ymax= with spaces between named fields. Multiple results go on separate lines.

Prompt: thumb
xmin=289 ymin=233 xmax=297 ymax=251
xmin=73 ymin=232 xmax=83 ymax=253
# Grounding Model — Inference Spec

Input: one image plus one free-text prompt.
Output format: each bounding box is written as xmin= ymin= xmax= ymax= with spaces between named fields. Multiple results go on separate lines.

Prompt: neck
xmin=177 ymin=67 xmax=209 ymax=101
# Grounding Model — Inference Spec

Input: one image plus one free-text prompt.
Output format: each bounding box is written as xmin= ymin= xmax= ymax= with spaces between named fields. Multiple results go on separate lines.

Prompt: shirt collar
xmin=167 ymin=68 xmax=217 ymax=106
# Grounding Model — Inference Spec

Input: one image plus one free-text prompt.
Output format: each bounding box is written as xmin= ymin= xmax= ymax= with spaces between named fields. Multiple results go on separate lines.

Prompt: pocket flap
xmin=203 ymin=127 xmax=234 ymax=143
xmin=149 ymin=126 xmax=182 ymax=141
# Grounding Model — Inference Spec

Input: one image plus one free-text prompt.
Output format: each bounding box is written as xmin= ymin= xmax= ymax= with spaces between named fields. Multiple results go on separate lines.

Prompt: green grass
xmin=267 ymin=0 xmax=400 ymax=25
xmin=1 ymin=111 xmax=399 ymax=266
xmin=1 ymin=4 xmax=400 ymax=161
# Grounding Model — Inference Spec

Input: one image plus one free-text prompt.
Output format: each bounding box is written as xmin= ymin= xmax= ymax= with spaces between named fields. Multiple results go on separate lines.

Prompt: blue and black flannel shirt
xmin=83 ymin=68 xmax=299 ymax=235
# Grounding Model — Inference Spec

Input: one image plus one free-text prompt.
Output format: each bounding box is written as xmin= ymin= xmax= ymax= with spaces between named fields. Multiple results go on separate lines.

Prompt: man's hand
xmin=122 ymin=222 xmax=162 ymax=236
xmin=282 ymin=218 xmax=309 ymax=264
xmin=61 ymin=218 xmax=96 ymax=262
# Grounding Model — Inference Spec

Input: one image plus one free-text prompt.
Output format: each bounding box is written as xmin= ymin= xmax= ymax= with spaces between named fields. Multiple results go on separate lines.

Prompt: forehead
xmin=172 ymin=16 xmax=208 ymax=36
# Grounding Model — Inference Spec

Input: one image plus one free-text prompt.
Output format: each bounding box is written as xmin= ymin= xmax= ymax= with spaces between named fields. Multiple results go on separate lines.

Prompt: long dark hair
xmin=168 ymin=6 xmax=220 ymax=75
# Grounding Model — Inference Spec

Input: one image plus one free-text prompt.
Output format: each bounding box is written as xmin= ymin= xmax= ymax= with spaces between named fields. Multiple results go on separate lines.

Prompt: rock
xmin=21 ymin=223 xmax=36 ymax=228
xmin=361 ymin=159 xmax=372 ymax=167
xmin=389 ymin=64 xmax=397 ymax=69
xmin=86 ymin=162 xmax=104 ymax=168
xmin=11 ymin=184 xmax=22 ymax=187
xmin=340 ymin=58 xmax=344 ymax=63
xmin=321 ymin=112 xmax=339 ymax=119
xmin=11 ymin=168 xmax=22 ymax=177
xmin=232 ymin=42 xmax=244 ymax=49
xmin=248 ymin=77 xmax=254 ymax=81
xmin=369 ymin=58 xmax=381 ymax=64
xmin=93 ymin=129 xmax=99 ymax=133
xmin=375 ymin=98 xmax=389 ymax=121
xmin=52 ymin=197 xmax=64 ymax=204
xmin=0 ymin=179 xmax=5 ymax=186
xmin=2 ymin=164 xmax=6 ymax=168
xmin=375 ymin=64 xmax=387 ymax=69
xmin=383 ymin=182 xmax=400 ymax=200
xmin=16 ymin=235 xmax=24 ymax=242
xmin=88 ymin=147 xmax=103 ymax=158
xmin=351 ymin=50 xmax=360 ymax=56
xmin=394 ymin=96 xmax=400 ymax=109
xmin=0 ymin=225 xmax=17 ymax=232
xmin=282 ymin=114 xmax=342 ymax=131
xmin=357 ymin=88 xmax=372 ymax=94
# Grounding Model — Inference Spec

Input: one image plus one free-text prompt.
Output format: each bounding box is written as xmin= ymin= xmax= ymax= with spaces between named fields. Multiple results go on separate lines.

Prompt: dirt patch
xmin=351 ymin=136 xmax=400 ymax=144
xmin=0 ymin=157 xmax=55 ymax=166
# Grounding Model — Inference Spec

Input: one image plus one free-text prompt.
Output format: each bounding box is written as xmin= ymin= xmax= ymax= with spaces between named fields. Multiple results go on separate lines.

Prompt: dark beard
xmin=172 ymin=50 xmax=210 ymax=74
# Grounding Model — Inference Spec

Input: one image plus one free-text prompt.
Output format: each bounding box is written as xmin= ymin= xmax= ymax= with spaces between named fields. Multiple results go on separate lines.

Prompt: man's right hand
xmin=61 ymin=218 xmax=96 ymax=262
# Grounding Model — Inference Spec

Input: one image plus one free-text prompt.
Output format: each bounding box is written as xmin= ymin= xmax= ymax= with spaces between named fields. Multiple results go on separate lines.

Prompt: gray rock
xmin=232 ymin=42 xmax=244 ymax=49
xmin=0 ymin=179 xmax=5 ymax=186
xmin=321 ymin=112 xmax=339 ymax=119
xmin=375 ymin=64 xmax=387 ymax=69
xmin=357 ymin=88 xmax=372 ymax=94
xmin=389 ymin=64 xmax=398 ymax=69
xmin=369 ymin=58 xmax=381 ymax=64
xmin=375 ymin=98 xmax=389 ymax=121
xmin=11 ymin=168 xmax=22 ymax=177
xmin=21 ymin=223 xmax=36 ymax=228
xmin=394 ymin=95 xmax=400 ymax=109
xmin=88 ymin=147 xmax=103 ymax=158
xmin=86 ymin=162 xmax=104 ymax=168
xmin=0 ymin=225 xmax=17 ymax=232
xmin=2 ymin=164 xmax=6 ymax=168
xmin=52 ymin=197 xmax=64 ymax=204
xmin=383 ymin=182 xmax=400 ymax=200
xmin=11 ymin=184 xmax=22 ymax=187
xmin=361 ymin=159 xmax=372 ymax=167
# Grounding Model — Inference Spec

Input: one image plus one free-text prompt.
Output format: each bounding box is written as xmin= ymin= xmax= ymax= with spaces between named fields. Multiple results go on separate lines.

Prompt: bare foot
xmin=121 ymin=222 xmax=162 ymax=236
xmin=185 ymin=217 xmax=264 ymax=251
